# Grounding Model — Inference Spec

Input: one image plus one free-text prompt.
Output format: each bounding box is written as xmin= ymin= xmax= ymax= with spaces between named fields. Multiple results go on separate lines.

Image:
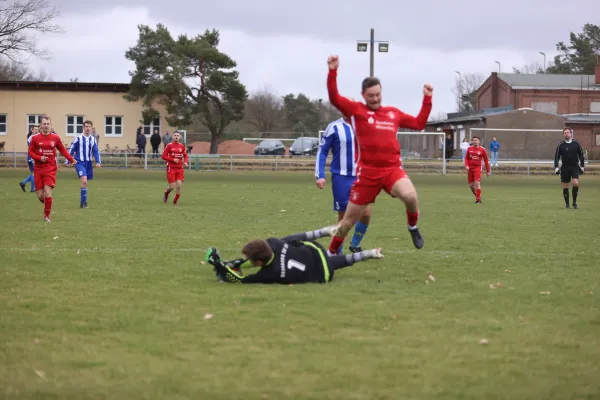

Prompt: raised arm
xmin=397 ymin=90 xmax=433 ymax=131
xmin=327 ymin=55 xmax=358 ymax=118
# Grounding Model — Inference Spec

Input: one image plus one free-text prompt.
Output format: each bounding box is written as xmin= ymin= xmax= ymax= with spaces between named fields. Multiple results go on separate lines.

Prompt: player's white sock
xmin=317 ymin=225 xmax=338 ymax=238
xmin=408 ymin=224 xmax=417 ymax=231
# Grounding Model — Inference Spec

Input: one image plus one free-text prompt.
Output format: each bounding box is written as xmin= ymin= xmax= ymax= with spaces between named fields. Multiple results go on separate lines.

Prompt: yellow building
xmin=0 ymin=81 xmax=177 ymax=153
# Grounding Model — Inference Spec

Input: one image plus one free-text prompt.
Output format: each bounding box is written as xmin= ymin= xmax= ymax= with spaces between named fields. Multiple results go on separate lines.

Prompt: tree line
xmin=1 ymin=2 xmax=597 ymax=152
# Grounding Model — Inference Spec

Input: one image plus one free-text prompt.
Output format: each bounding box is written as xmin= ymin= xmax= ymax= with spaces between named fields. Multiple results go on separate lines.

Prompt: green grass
xmin=1 ymin=168 xmax=600 ymax=400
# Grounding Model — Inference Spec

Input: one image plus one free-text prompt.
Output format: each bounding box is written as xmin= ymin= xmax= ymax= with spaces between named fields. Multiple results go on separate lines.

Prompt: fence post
xmin=527 ymin=160 xmax=530 ymax=176
xmin=13 ymin=151 xmax=17 ymax=168
xmin=144 ymin=153 xmax=148 ymax=170
xmin=275 ymin=158 xmax=278 ymax=171
xmin=230 ymin=155 xmax=233 ymax=172
xmin=218 ymin=155 xmax=221 ymax=170
xmin=125 ymin=152 xmax=128 ymax=169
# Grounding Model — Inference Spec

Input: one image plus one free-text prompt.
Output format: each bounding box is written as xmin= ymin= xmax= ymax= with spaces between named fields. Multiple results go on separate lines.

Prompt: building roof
xmin=496 ymin=73 xmax=598 ymax=90
xmin=0 ymin=80 xmax=131 ymax=93
xmin=428 ymin=106 xmax=514 ymax=125
xmin=564 ymin=114 xmax=600 ymax=124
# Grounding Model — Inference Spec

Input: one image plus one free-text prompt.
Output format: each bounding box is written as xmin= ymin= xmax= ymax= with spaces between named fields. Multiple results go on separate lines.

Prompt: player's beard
xmin=367 ymin=101 xmax=380 ymax=110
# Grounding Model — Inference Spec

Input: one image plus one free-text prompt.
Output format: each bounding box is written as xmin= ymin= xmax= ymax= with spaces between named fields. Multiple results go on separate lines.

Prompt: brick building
xmin=427 ymin=64 xmax=600 ymax=160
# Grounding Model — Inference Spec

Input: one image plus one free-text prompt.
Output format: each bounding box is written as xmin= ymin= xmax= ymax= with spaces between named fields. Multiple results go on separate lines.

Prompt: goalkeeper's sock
xmin=476 ymin=189 xmax=481 ymax=201
xmin=563 ymin=188 xmax=569 ymax=206
xmin=572 ymin=186 xmax=578 ymax=204
xmin=173 ymin=193 xmax=180 ymax=204
xmin=328 ymin=235 xmax=345 ymax=255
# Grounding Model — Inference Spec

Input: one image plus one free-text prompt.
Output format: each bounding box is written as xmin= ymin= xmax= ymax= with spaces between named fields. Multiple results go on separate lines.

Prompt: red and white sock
xmin=406 ymin=210 xmax=419 ymax=229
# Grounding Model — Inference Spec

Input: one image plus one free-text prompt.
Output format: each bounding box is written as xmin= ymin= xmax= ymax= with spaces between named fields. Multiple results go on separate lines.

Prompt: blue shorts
xmin=27 ymin=160 xmax=34 ymax=173
xmin=331 ymin=174 xmax=356 ymax=212
xmin=75 ymin=161 xmax=94 ymax=180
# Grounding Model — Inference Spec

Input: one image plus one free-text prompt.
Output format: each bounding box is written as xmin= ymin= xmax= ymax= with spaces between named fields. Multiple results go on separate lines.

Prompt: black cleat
xmin=19 ymin=182 xmax=26 ymax=192
xmin=409 ymin=228 xmax=424 ymax=249
xmin=80 ymin=202 xmax=88 ymax=209
xmin=565 ymin=204 xmax=570 ymax=209
xmin=349 ymin=246 xmax=363 ymax=253
xmin=572 ymin=203 xmax=578 ymax=209
xmin=475 ymin=200 xmax=481 ymax=204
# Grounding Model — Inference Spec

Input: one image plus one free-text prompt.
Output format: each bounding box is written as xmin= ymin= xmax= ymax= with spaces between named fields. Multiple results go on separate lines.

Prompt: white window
xmin=531 ymin=102 xmax=558 ymax=113
xmin=0 ymin=114 xmax=6 ymax=135
xmin=143 ymin=117 xmax=161 ymax=136
xmin=595 ymin=133 xmax=600 ymax=147
xmin=66 ymin=115 xmax=84 ymax=136
xmin=591 ymin=102 xmax=600 ymax=113
xmin=104 ymin=116 xmax=123 ymax=137
xmin=27 ymin=114 xmax=44 ymax=133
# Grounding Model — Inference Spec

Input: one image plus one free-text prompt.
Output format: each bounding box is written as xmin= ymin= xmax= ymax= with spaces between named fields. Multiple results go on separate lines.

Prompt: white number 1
xmin=287 ymin=259 xmax=306 ymax=271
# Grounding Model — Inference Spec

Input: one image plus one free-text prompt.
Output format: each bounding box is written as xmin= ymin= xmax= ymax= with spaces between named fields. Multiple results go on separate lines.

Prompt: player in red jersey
xmin=325 ymin=55 xmax=433 ymax=254
xmin=464 ymin=136 xmax=490 ymax=204
xmin=27 ymin=116 xmax=76 ymax=222
xmin=162 ymin=131 xmax=189 ymax=205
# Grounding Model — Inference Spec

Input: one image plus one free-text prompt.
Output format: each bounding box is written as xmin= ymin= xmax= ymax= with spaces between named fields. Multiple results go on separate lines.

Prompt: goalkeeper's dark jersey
xmin=554 ymin=139 xmax=585 ymax=168
xmin=216 ymin=238 xmax=331 ymax=284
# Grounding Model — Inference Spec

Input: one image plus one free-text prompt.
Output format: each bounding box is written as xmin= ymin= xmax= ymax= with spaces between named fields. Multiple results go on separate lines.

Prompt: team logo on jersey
xmin=387 ymin=111 xmax=395 ymax=119
xmin=368 ymin=117 xmax=374 ymax=124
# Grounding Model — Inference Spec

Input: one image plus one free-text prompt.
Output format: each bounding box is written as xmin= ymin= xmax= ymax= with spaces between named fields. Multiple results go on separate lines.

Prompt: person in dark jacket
xmin=150 ymin=129 xmax=161 ymax=158
xmin=136 ymin=128 xmax=146 ymax=158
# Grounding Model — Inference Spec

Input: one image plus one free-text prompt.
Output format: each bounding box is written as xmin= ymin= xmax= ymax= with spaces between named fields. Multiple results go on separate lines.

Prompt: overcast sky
xmin=28 ymin=0 xmax=597 ymax=119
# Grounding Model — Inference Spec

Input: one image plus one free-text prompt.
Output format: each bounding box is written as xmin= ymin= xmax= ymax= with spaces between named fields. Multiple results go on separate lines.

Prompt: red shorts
xmin=468 ymin=168 xmax=482 ymax=183
xmin=349 ymin=166 xmax=408 ymax=205
xmin=167 ymin=167 xmax=185 ymax=183
xmin=34 ymin=171 xmax=56 ymax=189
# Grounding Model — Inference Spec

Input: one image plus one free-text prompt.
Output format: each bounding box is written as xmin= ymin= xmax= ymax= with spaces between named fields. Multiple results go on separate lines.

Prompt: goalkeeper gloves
xmin=555 ymin=167 xmax=560 ymax=175
xmin=580 ymin=167 xmax=584 ymax=174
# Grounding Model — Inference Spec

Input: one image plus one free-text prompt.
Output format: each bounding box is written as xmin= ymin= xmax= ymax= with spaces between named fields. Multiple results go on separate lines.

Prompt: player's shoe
xmin=572 ymin=203 xmax=578 ymax=209
xmin=44 ymin=217 xmax=51 ymax=222
xmin=349 ymin=246 xmax=363 ymax=253
xmin=80 ymin=202 xmax=88 ymax=209
xmin=163 ymin=195 xmax=168 ymax=203
xmin=19 ymin=182 xmax=26 ymax=192
xmin=409 ymin=227 xmax=424 ymax=249
xmin=364 ymin=248 xmax=384 ymax=259
xmin=565 ymin=204 xmax=570 ymax=208
xmin=475 ymin=200 xmax=481 ymax=204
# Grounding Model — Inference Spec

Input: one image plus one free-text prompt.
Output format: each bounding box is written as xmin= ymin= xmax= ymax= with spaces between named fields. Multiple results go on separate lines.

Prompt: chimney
xmin=596 ymin=55 xmax=600 ymax=85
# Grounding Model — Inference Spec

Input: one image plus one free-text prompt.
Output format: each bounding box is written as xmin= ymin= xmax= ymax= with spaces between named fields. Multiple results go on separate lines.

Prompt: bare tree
xmin=512 ymin=61 xmax=545 ymax=74
xmin=0 ymin=0 xmax=62 ymax=61
xmin=452 ymin=72 xmax=485 ymax=112
xmin=0 ymin=55 xmax=50 ymax=80
xmin=429 ymin=111 xmax=447 ymax=122
xmin=246 ymin=86 xmax=283 ymax=133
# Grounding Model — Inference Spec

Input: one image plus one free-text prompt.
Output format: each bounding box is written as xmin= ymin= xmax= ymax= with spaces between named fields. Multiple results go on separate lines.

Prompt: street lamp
xmin=494 ymin=61 xmax=501 ymax=72
xmin=539 ymin=52 xmax=546 ymax=72
xmin=455 ymin=71 xmax=462 ymax=111
xmin=356 ymin=28 xmax=389 ymax=77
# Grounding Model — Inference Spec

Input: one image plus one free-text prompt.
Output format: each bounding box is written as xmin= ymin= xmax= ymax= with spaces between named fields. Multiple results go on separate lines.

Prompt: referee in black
xmin=554 ymin=127 xmax=585 ymax=209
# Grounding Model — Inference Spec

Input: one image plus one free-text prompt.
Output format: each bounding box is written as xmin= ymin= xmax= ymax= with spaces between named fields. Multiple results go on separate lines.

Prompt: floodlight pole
xmin=356 ymin=29 xmax=388 ymax=77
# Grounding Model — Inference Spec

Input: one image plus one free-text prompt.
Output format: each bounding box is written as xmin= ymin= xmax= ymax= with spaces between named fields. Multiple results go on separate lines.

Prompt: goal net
xmin=469 ymin=128 xmax=564 ymax=162
xmin=318 ymin=130 xmax=448 ymax=175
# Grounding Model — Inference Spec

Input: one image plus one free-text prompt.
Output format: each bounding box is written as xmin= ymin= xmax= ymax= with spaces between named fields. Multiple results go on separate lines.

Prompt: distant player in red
xmin=326 ymin=55 xmax=433 ymax=254
xmin=162 ymin=131 xmax=189 ymax=205
xmin=27 ymin=115 xmax=76 ymax=221
xmin=464 ymin=136 xmax=490 ymax=204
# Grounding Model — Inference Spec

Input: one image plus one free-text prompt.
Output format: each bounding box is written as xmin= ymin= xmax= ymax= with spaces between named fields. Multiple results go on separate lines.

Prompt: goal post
xmin=469 ymin=128 xmax=564 ymax=162
xmin=318 ymin=130 xmax=448 ymax=175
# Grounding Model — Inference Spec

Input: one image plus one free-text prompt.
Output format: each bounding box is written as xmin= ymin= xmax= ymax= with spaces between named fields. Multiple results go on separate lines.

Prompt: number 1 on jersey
xmin=287 ymin=259 xmax=306 ymax=271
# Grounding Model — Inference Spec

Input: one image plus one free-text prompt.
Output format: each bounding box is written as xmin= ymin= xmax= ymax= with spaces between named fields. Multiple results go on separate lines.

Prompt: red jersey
xmin=28 ymin=132 xmax=75 ymax=173
xmin=162 ymin=142 xmax=188 ymax=169
xmin=464 ymin=145 xmax=490 ymax=173
xmin=327 ymin=69 xmax=432 ymax=169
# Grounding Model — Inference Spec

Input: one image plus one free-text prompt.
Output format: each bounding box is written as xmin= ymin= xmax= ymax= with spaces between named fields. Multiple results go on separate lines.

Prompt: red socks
xmin=406 ymin=210 xmax=419 ymax=227
xmin=328 ymin=235 xmax=345 ymax=254
xmin=476 ymin=189 xmax=481 ymax=201
xmin=44 ymin=197 xmax=52 ymax=218
xmin=173 ymin=194 xmax=180 ymax=204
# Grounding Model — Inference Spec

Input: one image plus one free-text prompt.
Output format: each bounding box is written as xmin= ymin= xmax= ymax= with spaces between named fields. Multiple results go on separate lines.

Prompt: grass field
xmin=1 ymin=168 xmax=599 ymax=400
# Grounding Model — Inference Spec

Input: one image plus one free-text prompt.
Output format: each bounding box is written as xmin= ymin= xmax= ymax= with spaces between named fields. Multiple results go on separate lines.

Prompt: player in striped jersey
xmin=19 ymin=126 xmax=39 ymax=193
xmin=65 ymin=120 xmax=101 ymax=208
xmin=315 ymin=117 xmax=371 ymax=254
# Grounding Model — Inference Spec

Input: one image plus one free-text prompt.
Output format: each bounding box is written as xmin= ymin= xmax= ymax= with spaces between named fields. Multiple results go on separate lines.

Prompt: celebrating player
xmin=204 ymin=225 xmax=383 ymax=284
xmin=315 ymin=116 xmax=371 ymax=254
xmin=162 ymin=131 xmax=188 ymax=205
xmin=27 ymin=116 xmax=76 ymax=222
xmin=19 ymin=126 xmax=39 ymax=193
xmin=554 ymin=127 xmax=585 ymax=209
xmin=65 ymin=120 xmax=101 ymax=208
xmin=325 ymin=55 xmax=433 ymax=255
xmin=464 ymin=136 xmax=490 ymax=204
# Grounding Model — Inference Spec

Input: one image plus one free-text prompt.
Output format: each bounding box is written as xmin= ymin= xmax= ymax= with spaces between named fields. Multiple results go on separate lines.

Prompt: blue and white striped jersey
xmin=315 ymin=118 xmax=357 ymax=179
xmin=26 ymin=133 xmax=37 ymax=162
xmin=68 ymin=134 xmax=101 ymax=163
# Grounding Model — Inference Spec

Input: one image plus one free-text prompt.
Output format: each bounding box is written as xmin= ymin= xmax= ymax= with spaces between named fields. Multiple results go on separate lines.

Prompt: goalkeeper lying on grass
xmin=205 ymin=225 xmax=384 ymax=284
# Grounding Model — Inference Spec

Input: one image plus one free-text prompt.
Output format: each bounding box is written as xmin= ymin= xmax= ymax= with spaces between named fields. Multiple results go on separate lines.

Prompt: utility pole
xmin=357 ymin=29 xmax=389 ymax=77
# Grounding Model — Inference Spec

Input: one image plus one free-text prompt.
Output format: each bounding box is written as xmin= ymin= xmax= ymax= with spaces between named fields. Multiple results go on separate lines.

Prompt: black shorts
xmin=560 ymin=166 xmax=580 ymax=183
